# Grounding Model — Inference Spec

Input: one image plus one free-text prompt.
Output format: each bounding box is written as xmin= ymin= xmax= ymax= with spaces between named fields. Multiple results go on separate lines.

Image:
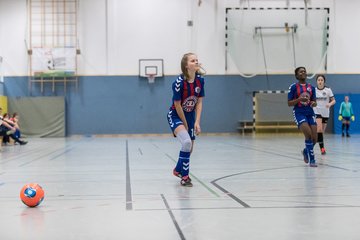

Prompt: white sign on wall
xmin=31 ymin=47 xmax=76 ymax=75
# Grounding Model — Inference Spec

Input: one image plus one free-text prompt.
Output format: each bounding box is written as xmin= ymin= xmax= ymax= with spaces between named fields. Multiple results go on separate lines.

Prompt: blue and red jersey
xmin=288 ymin=82 xmax=316 ymax=115
xmin=170 ymin=74 xmax=205 ymax=117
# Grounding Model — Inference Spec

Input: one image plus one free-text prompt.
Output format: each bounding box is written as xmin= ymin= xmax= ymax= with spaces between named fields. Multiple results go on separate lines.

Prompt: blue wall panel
xmin=4 ymin=74 xmax=360 ymax=135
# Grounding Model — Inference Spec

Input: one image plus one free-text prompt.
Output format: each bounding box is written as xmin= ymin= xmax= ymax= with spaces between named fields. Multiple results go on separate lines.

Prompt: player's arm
xmin=3 ymin=118 xmax=15 ymax=126
xmin=309 ymin=86 xmax=317 ymax=107
xmin=174 ymin=101 xmax=188 ymax=131
xmin=287 ymin=85 xmax=307 ymax=106
xmin=338 ymin=102 xmax=344 ymax=120
xmin=327 ymin=96 xmax=336 ymax=108
xmin=172 ymin=78 xmax=188 ymax=130
xmin=0 ymin=121 xmax=16 ymax=131
xmin=350 ymin=103 xmax=355 ymax=121
xmin=327 ymin=89 xmax=336 ymax=108
xmin=310 ymin=98 xmax=317 ymax=107
xmin=310 ymin=100 xmax=317 ymax=107
xmin=287 ymin=87 xmax=299 ymax=106
xmin=288 ymin=98 xmax=299 ymax=106
xmin=339 ymin=102 xmax=344 ymax=115
xmin=194 ymin=97 xmax=203 ymax=135
xmin=288 ymin=96 xmax=307 ymax=106
xmin=350 ymin=103 xmax=354 ymax=116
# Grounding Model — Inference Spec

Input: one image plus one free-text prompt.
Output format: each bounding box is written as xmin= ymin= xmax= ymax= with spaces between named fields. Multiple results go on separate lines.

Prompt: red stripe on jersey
xmin=183 ymin=80 xmax=188 ymax=100
xmin=190 ymin=81 xmax=195 ymax=96
xmin=296 ymin=84 xmax=301 ymax=107
xmin=296 ymin=83 xmax=301 ymax=98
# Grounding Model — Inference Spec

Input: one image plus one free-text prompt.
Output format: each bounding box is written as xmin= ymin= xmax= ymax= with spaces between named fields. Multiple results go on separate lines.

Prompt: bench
xmin=254 ymin=121 xmax=298 ymax=133
xmin=237 ymin=121 xmax=254 ymax=134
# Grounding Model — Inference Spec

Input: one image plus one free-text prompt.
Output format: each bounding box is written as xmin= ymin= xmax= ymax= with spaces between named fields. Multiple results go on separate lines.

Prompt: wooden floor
xmin=0 ymin=133 xmax=360 ymax=240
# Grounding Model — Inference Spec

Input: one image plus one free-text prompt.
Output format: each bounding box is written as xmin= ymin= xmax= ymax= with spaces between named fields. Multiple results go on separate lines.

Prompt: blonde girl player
xmin=313 ymin=74 xmax=335 ymax=155
xmin=167 ymin=53 xmax=205 ymax=187
xmin=288 ymin=67 xmax=318 ymax=167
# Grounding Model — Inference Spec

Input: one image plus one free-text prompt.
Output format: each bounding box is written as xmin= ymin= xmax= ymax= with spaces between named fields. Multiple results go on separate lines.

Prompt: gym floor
xmin=1 ymin=133 xmax=359 ymax=240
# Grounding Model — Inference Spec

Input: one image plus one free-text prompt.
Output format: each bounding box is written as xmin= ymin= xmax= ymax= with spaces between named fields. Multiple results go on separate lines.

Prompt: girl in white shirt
xmin=313 ymin=75 xmax=336 ymax=155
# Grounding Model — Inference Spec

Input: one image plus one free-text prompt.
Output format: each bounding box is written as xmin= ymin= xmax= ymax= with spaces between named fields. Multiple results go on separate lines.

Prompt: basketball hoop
xmin=146 ymin=74 xmax=156 ymax=84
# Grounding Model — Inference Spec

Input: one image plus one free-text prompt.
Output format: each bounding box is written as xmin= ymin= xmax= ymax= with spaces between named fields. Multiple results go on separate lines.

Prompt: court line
xmin=225 ymin=141 xmax=358 ymax=172
xmin=0 ymin=145 xmax=45 ymax=164
xmin=126 ymin=139 xmax=133 ymax=210
xmin=211 ymin=181 xmax=251 ymax=208
xmin=18 ymin=146 xmax=72 ymax=167
xmin=161 ymin=194 xmax=186 ymax=240
xmin=135 ymin=205 xmax=360 ymax=211
xmin=48 ymin=147 xmax=75 ymax=161
xmin=319 ymin=163 xmax=358 ymax=172
xmin=211 ymin=165 xmax=303 ymax=208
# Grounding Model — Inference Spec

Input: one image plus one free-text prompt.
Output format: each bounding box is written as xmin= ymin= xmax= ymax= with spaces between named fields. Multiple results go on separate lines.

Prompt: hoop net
xmin=146 ymin=74 xmax=156 ymax=84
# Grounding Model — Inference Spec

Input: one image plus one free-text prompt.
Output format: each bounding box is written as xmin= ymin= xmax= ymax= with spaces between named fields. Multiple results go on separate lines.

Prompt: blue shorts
xmin=167 ymin=110 xmax=195 ymax=140
xmin=343 ymin=117 xmax=351 ymax=121
xmin=293 ymin=111 xmax=317 ymax=127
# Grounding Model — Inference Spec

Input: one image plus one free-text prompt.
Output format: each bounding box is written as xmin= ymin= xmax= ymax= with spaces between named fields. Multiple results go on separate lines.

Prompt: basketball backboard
xmin=138 ymin=59 xmax=164 ymax=78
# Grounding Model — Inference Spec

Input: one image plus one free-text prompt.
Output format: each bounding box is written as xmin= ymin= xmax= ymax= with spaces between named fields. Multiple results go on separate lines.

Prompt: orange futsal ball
xmin=20 ymin=183 xmax=45 ymax=207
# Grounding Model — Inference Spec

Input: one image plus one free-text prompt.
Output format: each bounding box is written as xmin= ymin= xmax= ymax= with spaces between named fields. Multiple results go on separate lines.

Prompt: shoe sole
xmin=181 ymin=182 xmax=193 ymax=187
xmin=180 ymin=178 xmax=193 ymax=187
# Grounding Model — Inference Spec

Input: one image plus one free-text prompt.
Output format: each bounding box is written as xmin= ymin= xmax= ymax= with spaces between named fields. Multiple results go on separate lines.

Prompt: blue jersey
xmin=288 ymin=82 xmax=316 ymax=115
xmin=170 ymin=74 xmax=205 ymax=118
xmin=167 ymin=74 xmax=205 ymax=140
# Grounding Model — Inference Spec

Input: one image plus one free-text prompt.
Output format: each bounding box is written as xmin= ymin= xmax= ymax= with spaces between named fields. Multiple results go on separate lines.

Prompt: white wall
xmin=0 ymin=0 xmax=360 ymax=76
xmin=331 ymin=0 xmax=360 ymax=73
xmin=0 ymin=0 xmax=28 ymax=76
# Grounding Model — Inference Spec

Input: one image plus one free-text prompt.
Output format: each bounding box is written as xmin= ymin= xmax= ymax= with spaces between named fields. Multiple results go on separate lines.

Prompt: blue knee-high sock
xmin=305 ymin=139 xmax=315 ymax=163
xmin=175 ymin=152 xmax=183 ymax=173
xmin=177 ymin=151 xmax=190 ymax=177
xmin=176 ymin=151 xmax=190 ymax=174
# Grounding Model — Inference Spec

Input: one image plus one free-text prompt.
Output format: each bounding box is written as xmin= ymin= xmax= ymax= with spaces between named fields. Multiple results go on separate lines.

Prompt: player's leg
xmin=309 ymin=115 xmax=318 ymax=166
xmin=299 ymin=119 xmax=317 ymax=167
xmin=295 ymin=112 xmax=311 ymax=164
xmin=345 ymin=118 xmax=351 ymax=137
xmin=310 ymin=124 xmax=318 ymax=166
xmin=341 ymin=119 xmax=346 ymax=137
xmin=9 ymin=134 xmax=27 ymax=145
xmin=320 ymin=118 xmax=328 ymax=154
xmin=316 ymin=116 xmax=325 ymax=153
xmin=173 ymin=125 xmax=192 ymax=179
xmin=0 ymin=130 xmax=5 ymax=151
xmin=190 ymin=140 xmax=194 ymax=154
xmin=177 ymin=121 xmax=195 ymax=187
xmin=167 ymin=110 xmax=192 ymax=182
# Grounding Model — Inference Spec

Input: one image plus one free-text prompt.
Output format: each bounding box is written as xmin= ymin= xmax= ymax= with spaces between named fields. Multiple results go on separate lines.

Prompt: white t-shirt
xmin=313 ymin=86 xmax=334 ymax=118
